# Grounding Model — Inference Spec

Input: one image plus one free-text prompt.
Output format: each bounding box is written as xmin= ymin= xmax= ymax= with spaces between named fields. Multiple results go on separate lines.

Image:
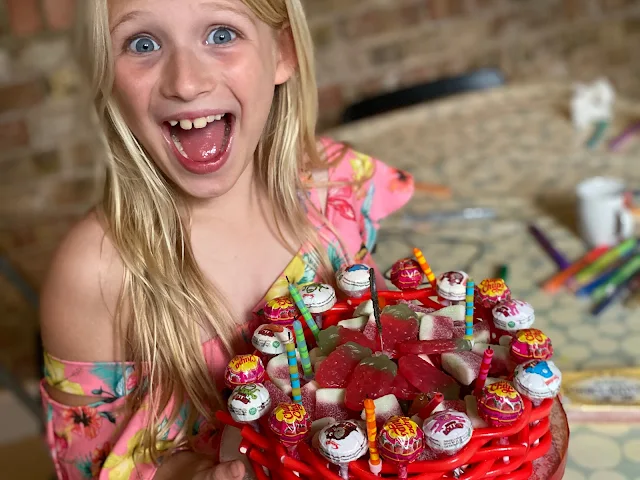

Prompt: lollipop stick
xmin=464 ymin=280 xmax=475 ymax=341
xmin=287 ymin=277 xmax=320 ymax=340
xmin=397 ymin=463 xmax=409 ymax=480
xmin=339 ymin=464 xmax=349 ymax=480
xmin=369 ymin=268 xmax=384 ymax=352
xmin=413 ymin=247 xmax=436 ymax=287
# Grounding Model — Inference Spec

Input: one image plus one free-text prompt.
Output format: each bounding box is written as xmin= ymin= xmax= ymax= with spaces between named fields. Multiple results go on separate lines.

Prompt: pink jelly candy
xmin=315 ymin=342 xmax=372 ymax=388
xmin=376 ymin=305 xmax=420 ymax=357
xmin=398 ymin=355 xmax=460 ymax=399
xmin=345 ymin=361 xmax=396 ymax=411
xmin=391 ymin=372 xmax=421 ymax=401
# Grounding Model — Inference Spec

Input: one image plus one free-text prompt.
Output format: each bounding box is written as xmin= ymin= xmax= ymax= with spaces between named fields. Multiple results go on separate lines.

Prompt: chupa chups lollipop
xmin=513 ymin=359 xmax=562 ymax=405
xmin=491 ymin=299 xmax=535 ymax=344
xmin=252 ymin=324 xmax=291 ymax=356
xmin=263 ymin=296 xmax=298 ymax=327
xmin=300 ymin=283 xmax=336 ymax=328
xmin=390 ymin=258 xmax=424 ymax=290
xmin=475 ymin=278 xmax=511 ymax=322
xmin=317 ymin=420 xmax=368 ymax=479
xmin=423 ymin=410 xmax=473 ymax=456
xmin=477 ymin=381 xmax=524 ymax=463
xmin=510 ymin=328 xmax=553 ymax=364
xmin=377 ymin=416 xmax=425 ymax=480
xmin=477 ymin=380 xmax=524 ymax=427
xmin=268 ymin=402 xmax=312 ymax=456
xmin=228 ymin=383 xmax=271 ymax=431
xmin=336 ymin=263 xmax=371 ymax=298
xmin=514 ymin=359 xmax=562 ymax=446
xmin=225 ymin=354 xmax=266 ymax=389
xmin=437 ymin=271 xmax=469 ymax=305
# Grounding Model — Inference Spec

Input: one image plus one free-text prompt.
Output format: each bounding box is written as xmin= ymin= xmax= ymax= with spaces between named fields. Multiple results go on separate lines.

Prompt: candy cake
xmin=218 ymin=249 xmax=566 ymax=479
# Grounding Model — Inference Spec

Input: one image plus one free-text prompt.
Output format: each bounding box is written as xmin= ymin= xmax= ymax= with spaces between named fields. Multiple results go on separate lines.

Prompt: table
xmin=327 ymin=81 xmax=640 ymax=479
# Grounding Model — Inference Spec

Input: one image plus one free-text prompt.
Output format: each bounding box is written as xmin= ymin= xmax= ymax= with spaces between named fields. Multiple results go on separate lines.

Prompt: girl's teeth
xmin=172 ymin=114 xmax=226 ymax=130
xmin=193 ymin=117 xmax=207 ymax=129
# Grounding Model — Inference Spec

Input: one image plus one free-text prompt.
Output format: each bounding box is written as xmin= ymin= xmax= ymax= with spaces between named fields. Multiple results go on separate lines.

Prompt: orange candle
xmin=364 ymin=398 xmax=382 ymax=476
xmin=413 ymin=247 xmax=436 ymax=287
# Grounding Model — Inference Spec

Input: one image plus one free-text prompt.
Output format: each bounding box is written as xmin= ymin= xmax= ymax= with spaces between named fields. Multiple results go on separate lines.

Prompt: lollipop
xmin=423 ymin=410 xmax=473 ymax=456
xmin=491 ymin=299 xmax=535 ymax=344
xmin=252 ymin=324 xmax=291 ymax=356
xmin=263 ymin=296 xmax=298 ymax=327
xmin=336 ymin=263 xmax=371 ymax=298
xmin=390 ymin=258 xmax=424 ymax=290
xmin=300 ymin=283 xmax=336 ymax=328
xmin=477 ymin=380 xmax=524 ymax=427
xmin=268 ymin=403 xmax=312 ymax=456
xmin=514 ymin=359 xmax=562 ymax=446
xmin=476 ymin=278 xmax=511 ymax=308
xmin=510 ymin=328 xmax=553 ymax=364
xmin=317 ymin=420 xmax=368 ymax=479
xmin=436 ymin=271 xmax=469 ymax=304
xmin=224 ymin=354 xmax=266 ymax=389
xmin=377 ymin=416 xmax=425 ymax=480
xmin=513 ymin=359 xmax=562 ymax=405
xmin=228 ymin=383 xmax=271 ymax=431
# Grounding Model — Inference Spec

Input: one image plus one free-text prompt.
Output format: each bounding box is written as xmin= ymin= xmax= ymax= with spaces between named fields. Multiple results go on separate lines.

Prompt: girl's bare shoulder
xmin=40 ymin=210 xmax=125 ymax=362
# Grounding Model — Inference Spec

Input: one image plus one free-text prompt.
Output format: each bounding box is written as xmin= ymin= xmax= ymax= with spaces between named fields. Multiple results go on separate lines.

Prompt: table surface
xmin=327 ymin=81 xmax=640 ymax=480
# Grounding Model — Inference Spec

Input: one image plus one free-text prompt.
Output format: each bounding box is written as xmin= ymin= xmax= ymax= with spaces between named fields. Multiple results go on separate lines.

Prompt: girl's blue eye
xmin=128 ymin=36 xmax=160 ymax=54
xmin=206 ymin=27 xmax=236 ymax=45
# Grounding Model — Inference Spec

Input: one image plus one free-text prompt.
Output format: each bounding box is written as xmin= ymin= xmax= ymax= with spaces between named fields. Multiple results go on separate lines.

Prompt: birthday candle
xmin=413 ymin=247 xmax=436 ymax=287
xmin=474 ymin=347 xmax=494 ymax=396
xmin=287 ymin=278 xmax=320 ymax=340
xmin=292 ymin=320 xmax=313 ymax=379
xmin=283 ymin=332 xmax=302 ymax=404
xmin=364 ymin=398 xmax=382 ymax=476
xmin=464 ymin=280 xmax=475 ymax=341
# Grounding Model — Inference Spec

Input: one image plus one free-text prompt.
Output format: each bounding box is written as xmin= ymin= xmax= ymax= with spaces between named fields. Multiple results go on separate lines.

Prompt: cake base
xmin=218 ymin=398 xmax=569 ymax=479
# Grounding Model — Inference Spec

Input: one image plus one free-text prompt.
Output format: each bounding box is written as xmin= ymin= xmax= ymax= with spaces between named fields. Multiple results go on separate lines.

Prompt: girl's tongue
xmin=171 ymin=115 xmax=231 ymax=162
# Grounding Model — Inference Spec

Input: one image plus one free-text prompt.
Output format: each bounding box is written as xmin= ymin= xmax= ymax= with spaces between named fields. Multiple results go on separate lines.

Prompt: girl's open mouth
xmin=162 ymin=113 xmax=235 ymax=175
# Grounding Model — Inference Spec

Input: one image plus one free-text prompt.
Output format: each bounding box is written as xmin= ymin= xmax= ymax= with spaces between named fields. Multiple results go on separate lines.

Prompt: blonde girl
xmin=40 ymin=0 xmax=414 ymax=479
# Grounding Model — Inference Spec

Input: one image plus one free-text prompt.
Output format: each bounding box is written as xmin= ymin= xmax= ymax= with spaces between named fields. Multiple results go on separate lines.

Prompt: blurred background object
xmin=1 ymin=0 xmax=640 ymax=479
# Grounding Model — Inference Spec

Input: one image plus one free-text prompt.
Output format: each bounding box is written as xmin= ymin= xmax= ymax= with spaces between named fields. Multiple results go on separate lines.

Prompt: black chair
xmin=341 ymin=68 xmax=506 ymax=124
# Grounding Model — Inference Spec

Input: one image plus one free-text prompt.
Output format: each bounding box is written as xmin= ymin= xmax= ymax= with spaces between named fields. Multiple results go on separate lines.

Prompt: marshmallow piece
xmin=442 ymin=351 xmax=482 ymax=386
xmin=419 ymin=314 xmax=454 ymax=340
xmin=571 ymin=77 xmax=615 ymax=131
xmin=360 ymin=394 xmax=403 ymax=428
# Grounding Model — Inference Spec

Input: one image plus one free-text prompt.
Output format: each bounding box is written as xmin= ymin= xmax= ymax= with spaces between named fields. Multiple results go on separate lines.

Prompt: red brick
xmin=43 ymin=0 xmax=76 ymax=31
xmin=318 ymin=84 xmax=344 ymax=112
xmin=341 ymin=4 xmax=426 ymax=39
xmin=564 ymin=0 xmax=590 ymax=18
xmin=50 ymin=177 xmax=98 ymax=206
xmin=600 ymin=0 xmax=638 ymax=10
xmin=428 ymin=0 xmax=467 ymax=19
xmin=6 ymin=0 xmax=43 ymax=37
xmin=0 ymin=80 xmax=47 ymax=112
xmin=0 ymin=120 xmax=29 ymax=150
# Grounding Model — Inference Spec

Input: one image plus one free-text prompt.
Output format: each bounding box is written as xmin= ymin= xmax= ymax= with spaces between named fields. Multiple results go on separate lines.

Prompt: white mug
xmin=576 ymin=177 xmax=634 ymax=248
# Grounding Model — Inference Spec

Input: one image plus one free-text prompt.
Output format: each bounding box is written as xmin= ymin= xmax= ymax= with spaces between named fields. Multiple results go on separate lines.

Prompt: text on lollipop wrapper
xmin=229 ymin=355 xmax=259 ymax=373
xmin=276 ymin=403 xmax=307 ymax=423
xmin=385 ymin=417 xmax=419 ymax=439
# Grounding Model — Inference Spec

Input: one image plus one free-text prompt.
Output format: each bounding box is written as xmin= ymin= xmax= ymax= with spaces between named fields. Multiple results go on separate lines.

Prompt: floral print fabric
xmin=41 ymin=138 xmax=414 ymax=479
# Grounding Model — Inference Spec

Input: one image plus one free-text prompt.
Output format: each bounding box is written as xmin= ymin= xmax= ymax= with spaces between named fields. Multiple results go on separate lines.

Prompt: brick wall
xmin=1 ymin=0 xmax=639 ymax=379
xmin=307 ymin=0 xmax=640 ymax=128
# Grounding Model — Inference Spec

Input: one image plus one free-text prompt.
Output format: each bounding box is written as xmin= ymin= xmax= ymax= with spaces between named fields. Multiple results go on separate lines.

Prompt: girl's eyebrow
xmin=110 ymin=2 xmax=256 ymax=34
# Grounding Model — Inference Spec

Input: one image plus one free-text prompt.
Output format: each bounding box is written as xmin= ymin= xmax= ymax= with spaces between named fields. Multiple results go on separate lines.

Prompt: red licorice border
xmin=220 ymin=288 xmax=565 ymax=479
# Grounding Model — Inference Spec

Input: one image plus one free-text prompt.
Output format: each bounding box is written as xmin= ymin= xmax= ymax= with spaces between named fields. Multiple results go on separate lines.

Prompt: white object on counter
xmin=571 ymin=78 xmax=615 ymax=131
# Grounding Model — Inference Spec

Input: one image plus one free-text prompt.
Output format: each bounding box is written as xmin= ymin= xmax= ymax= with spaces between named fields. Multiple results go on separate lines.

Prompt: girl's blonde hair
xmin=77 ymin=0 xmax=333 ymax=460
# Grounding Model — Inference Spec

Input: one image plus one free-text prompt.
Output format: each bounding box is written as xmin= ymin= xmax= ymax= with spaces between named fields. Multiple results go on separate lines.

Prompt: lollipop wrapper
xmin=318 ymin=420 xmax=368 ymax=464
xmin=377 ymin=416 xmax=425 ymax=463
xmin=423 ymin=411 xmax=473 ymax=456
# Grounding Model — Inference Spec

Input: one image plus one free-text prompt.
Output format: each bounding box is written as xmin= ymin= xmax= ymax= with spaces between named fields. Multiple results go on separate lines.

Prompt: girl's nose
xmin=160 ymin=47 xmax=217 ymax=102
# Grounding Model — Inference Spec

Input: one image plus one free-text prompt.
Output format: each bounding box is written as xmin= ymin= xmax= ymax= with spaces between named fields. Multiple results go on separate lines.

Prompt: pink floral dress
xmin=41 ymin=138 xmax=414 ymax=479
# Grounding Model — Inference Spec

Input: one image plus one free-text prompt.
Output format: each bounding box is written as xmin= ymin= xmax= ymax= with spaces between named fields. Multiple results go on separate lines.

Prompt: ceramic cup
xmin=577 ymin=177 xmax=634 ymax=247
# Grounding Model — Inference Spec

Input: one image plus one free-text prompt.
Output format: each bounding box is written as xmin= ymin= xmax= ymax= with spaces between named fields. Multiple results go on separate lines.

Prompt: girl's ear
xmin=274 ymin=27 xmax=297 ymax=86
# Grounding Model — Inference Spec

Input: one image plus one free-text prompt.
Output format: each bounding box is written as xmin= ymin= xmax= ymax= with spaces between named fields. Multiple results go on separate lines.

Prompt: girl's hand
xmin=198 ymin=460 xmax=245 ymax=480
xmin=154 ymin=452 xmax=245 ymax=480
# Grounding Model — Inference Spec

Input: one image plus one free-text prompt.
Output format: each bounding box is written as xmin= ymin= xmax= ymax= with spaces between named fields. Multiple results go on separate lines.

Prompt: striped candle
xmin=413 ymin=247 xmax=436 ymax=287
xmin=364 ymin=398 xmax=382 ymax=475
xmin=284 ymin=332 xmax=302 ymax=404
xmin=287 ymin=278 xmax=320 ymax=340
xmin=464 ymin=280 xmax=475 ymax=340
xmin=292 ymin=320 xmax=313 ymax=379
xmin=474 ymin=347 xmax=494 ymax=396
